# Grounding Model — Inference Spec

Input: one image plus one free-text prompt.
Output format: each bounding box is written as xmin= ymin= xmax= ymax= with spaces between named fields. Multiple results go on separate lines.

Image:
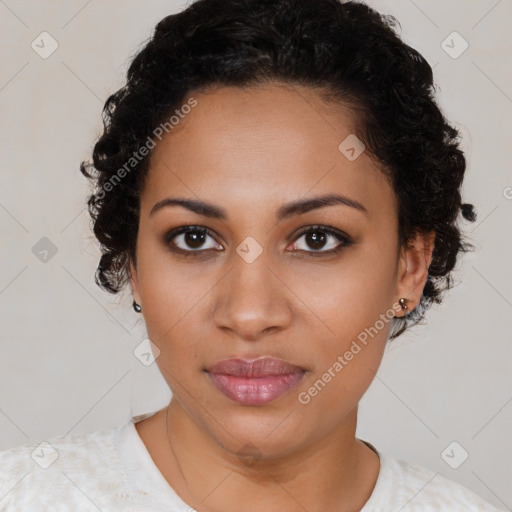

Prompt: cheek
xmin=296 ymin=267 xmax=393 ymax=423
xmin=296 ymin=339 xmax=384 ymax=438
xmin=134 ymin=234 xmax=207 ymax=351
xmin=290 ymin=236 xmax=397 ymax=397
xmin=290 ymin=238 xmax=398 ymax=338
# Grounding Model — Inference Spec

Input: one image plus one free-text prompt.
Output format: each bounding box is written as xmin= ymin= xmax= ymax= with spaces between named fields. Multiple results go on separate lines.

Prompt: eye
xmin=164 ymin=226 xmax=223 ymax=256
xmin=164 ymin=224 xmax=352 ymax=258
xmin=288 ymin=225 xmax=352 ymax=256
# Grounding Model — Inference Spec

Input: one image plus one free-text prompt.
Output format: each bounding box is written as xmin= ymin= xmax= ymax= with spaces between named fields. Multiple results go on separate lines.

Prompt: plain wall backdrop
xmin=0 ymin=0 xmax=511 ymax=509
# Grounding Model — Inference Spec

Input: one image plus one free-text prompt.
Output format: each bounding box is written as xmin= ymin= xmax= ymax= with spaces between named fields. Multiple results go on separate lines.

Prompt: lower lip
xmin=206 ymin=372 xmax=305 ymax=406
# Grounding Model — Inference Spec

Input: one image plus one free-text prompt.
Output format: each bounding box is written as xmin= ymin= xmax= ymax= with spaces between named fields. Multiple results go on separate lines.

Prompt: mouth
xmin=204 ymin=357 xmax=306 ymax=406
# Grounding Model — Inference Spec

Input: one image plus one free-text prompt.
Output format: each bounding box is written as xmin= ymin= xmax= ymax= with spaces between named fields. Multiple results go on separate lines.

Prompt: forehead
xmin=142 ymin=83 xmax=395 ymax=220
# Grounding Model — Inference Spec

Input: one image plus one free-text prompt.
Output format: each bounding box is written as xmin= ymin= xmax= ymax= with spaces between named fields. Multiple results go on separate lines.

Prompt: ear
xmin=129 ymin=260 xmax=141 ymax=305
xmin=394 ymin=230 xmax=435 ymax=317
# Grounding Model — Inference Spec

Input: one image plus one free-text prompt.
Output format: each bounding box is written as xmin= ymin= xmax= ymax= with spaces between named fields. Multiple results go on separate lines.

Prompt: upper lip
xmin=205 ymin=357 xmax=305 ymax=377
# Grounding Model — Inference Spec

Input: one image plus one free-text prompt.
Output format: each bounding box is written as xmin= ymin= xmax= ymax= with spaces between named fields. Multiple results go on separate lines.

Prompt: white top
xmin=0 ymin=410 xmax=504 ymax=511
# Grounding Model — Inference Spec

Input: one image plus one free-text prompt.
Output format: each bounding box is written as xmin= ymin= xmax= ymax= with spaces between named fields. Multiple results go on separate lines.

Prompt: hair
xmin=80 ymin=0 xmax=476 ymax=340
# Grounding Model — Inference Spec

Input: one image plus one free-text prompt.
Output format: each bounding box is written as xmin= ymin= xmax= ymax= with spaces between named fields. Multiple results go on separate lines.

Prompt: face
xmin=130 ymin=82 xmax=431 ymax=459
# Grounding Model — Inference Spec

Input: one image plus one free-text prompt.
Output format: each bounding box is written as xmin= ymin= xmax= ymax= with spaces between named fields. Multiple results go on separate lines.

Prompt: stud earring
xmin=132 ymin=300 xmax=142 ymax=313
xmin=399 ymin=297 xmax=409 ymax=312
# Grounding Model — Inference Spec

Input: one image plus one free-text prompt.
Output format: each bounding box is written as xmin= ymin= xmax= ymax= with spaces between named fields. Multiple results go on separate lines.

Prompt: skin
xmin=130 ymin=82 xmax=435 ymax=512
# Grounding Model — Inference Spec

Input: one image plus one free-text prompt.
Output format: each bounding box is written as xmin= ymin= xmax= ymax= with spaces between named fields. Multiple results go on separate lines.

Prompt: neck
xmin=149 ymin=399 xmax=379 ymax=512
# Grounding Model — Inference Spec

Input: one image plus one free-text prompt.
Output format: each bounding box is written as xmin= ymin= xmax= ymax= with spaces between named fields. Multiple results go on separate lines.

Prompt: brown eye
xmin=290 ymin=225 xmax=352 ymax=256
xmin=304 ymin=230 xmax=328 ymax=250
xmin=182 ymin=230 xmax=207 ymax=249
xmin=164 ymin=226 xmax=223 ymax=254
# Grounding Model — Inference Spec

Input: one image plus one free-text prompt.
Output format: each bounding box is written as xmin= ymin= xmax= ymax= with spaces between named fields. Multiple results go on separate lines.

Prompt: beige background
xmin=0 ymin=0 xmax=511 ymax=508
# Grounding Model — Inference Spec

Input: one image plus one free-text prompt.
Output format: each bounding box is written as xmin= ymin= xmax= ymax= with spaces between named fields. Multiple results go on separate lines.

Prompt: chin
xmin=207 ymin=408 xmax=310 ymax=460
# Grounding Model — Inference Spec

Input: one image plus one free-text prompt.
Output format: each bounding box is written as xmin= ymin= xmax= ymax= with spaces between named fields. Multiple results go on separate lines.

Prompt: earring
xmin=132 ymin=300 xmax=142 ymax=313
xmin=399 ymin=297 xmax=409 ymax=312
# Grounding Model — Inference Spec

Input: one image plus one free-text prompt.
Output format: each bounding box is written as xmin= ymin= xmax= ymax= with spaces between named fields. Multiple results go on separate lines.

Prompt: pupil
xmin=186 ymin=231 xmax=205 ymax=249
xmin=307 ymin=231 xmax=326 ymax=250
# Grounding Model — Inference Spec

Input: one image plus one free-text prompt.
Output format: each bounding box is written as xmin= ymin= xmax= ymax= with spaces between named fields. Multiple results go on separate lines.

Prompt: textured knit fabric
xmin=0 ymin=410 xmax=505 ymax=511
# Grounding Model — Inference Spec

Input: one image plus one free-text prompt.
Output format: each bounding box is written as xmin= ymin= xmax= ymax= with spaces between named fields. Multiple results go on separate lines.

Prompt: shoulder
xmin=371 ymin=451 xmax=505 ymax=511
xmin=0 ymin=423 xmax=130 ymax=511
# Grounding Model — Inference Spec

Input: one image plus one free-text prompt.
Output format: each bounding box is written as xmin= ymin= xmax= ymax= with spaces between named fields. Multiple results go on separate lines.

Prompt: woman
xmin=0 ymin=0 xmax=504 ymax=510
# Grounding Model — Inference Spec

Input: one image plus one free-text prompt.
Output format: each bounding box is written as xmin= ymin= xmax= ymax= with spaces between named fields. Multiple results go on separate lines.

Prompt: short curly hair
xmin=80 ymin=0 xmax=476 ymax=340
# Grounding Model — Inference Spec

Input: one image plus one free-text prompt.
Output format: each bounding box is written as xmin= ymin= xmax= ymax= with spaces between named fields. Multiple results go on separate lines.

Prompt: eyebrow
xmin=149 ymin=193 xmax=368 ymax=220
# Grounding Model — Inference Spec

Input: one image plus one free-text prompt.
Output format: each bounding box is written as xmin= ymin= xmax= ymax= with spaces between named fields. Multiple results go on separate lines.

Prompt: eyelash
xmin=163 ymin=224 xmax=353 ymax=259
xmin=290 ymin=225 xmax=353 ymax=257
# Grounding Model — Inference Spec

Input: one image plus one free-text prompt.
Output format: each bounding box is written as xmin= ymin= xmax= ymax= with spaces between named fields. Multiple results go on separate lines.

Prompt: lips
xmin=206 ymin=357 xmax=305 ymax=377
xmin=205 ymin=357 xmax=306 ymax=406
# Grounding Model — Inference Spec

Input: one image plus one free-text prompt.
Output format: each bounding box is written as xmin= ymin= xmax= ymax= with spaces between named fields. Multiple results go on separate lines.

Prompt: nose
xmin=212 ymin=252 xmax=293 ymax=342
